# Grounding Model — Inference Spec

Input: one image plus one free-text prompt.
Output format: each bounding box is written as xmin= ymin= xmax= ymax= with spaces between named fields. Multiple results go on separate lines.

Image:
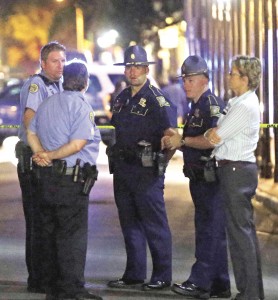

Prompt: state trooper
xmin=162 ymin=55 xmax=231 ymax=299
xmin=107 ymin=45 xmax=177 ymax=290
xmin=27 ymin=60 xmax=102 ymax=300
xmin=15 ymin=41 xmax=66 ymax=293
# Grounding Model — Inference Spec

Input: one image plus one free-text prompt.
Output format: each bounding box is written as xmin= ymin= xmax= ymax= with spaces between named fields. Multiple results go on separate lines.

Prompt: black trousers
xmin=17 ymin=165 xmax=43 ymax=289
xmin=36 ymin=170 xmax=89 ymax=297
xmin=217 ymin=162 xmax=264 ymax=300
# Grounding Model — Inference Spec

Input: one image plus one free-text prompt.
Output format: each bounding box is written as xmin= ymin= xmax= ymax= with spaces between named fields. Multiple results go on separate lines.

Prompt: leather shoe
xmin=171 ymin=281 xmax=210 ymax=299
xmin=210 ymin=288 xmax=231 ymax=298
xmin=142 ymin=281 xmax=171 ymax=291
xmin=107 ymin=278 xmax=144 ymax=288
xmin=75 ymin=291 xmax=103 ymax=300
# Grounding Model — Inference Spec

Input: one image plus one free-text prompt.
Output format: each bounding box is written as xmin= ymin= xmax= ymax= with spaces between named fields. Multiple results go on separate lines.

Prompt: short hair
xmin=231 ymin=55 xmax=261 ymax=90
xmin=40 ymin=41 xmax=66 ymax=63
xmin=62 ymin=59 xmax=89 ymax=91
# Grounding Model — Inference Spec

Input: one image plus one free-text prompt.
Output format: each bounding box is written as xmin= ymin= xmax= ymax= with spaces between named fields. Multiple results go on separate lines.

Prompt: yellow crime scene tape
xmin=0 ymin=124 xmax=278 ymax=129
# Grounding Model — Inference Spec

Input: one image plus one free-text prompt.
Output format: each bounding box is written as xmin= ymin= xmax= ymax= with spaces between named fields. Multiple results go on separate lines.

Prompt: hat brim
xmin=176 ymin=70 xmax=210 ymax=78
xmin=114 ymin=61 xmax=156 ymax=66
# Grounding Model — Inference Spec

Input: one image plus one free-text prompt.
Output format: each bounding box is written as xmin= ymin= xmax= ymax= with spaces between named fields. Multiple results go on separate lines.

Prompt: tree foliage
xmin=0 ymin=0 xmax=184 ymax=73
xmin=1 ymin=2 xmax=52 ymax=74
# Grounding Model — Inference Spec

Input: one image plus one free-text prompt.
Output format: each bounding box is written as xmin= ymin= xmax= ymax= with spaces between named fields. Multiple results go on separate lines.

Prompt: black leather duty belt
xmin=216 ymin=160 xmax=253 ymax=167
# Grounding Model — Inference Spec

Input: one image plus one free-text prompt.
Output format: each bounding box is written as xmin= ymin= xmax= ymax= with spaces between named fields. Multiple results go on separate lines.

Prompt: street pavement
xmin=0 ymin=140 xmax=278 ymax=300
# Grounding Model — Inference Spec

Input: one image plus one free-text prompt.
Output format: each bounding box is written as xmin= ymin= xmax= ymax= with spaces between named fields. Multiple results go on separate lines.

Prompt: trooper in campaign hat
xmin=179 ymin=55 xmax=209 ymax=78
xmin=162 ymin=54 xmax=231 ymax=299
xmin=114 ymin=45 xmax=156 ymax=66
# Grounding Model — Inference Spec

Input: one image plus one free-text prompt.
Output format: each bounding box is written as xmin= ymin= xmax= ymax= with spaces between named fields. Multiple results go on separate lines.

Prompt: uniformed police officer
xmin=15 ymin=41 xmax=66 ymax=293
xmin=107 ymin=45 xmax=177 ymax=291
xmin=162 ymin=55 xmax=231 ymax=299
xmin=27 ymin=60 xmax=102 ymax=300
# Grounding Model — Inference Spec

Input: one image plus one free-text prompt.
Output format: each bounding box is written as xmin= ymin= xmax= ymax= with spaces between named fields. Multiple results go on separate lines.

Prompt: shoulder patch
xmin=29 ymin=83 xmax=39 ymax=93
xmin=156 ymin=96 xmax=170 ymax=107
xmin=210 ymin=105 xmax=221 ymax=117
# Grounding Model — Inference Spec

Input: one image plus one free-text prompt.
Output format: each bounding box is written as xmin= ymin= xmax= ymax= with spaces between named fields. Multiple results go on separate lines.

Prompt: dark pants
xmin=188 ymin=179 xmax=230 ymax=292
xmin=113 ymin=162 xmax=172 ymax=283
xmin=17 ymin=165 xmax=43 ymax=289
xmin=36 ymin=170 xmax=88 ymax=297
xmin=217 ymin=162 xmax=264 ymax=300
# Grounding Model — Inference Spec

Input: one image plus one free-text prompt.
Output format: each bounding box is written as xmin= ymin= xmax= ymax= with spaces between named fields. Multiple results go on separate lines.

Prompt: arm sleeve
xmin=217 ymin=104 xmax=249 ymax=140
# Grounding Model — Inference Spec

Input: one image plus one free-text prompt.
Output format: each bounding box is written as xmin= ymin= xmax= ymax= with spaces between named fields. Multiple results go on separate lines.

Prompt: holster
xmin=82 ymin=163 xmax=98 ymax=195
xmin=156 ymin=151 xmax=168 ymax=176
xmin=15 ymin=141 xmax=33 ymax=173
xmin=183 ymin=156 xmax=217 ymax=183
xmin=202 ymin=156 xmax=217 ymax=182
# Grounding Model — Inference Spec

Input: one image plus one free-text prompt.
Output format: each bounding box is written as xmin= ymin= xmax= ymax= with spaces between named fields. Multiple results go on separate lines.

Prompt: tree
xmin=1 ymin=2 xmax=53 ymax=74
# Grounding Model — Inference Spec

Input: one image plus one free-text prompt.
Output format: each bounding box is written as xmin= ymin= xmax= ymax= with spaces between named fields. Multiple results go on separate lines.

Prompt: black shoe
xmin=75 ymin=291 xmax=103 ymax=300
xmin=28 ymin=286 xmax=46 ymax=293
xmin=210 ymin=288 xmax=231 ymax=298
xmin=171 ymin=281 xmax=210 ymax=299
xmin=142 ymin=281 xmax=171 ymax=291
xmin=107 ymin=278 xmax=144 ymax=288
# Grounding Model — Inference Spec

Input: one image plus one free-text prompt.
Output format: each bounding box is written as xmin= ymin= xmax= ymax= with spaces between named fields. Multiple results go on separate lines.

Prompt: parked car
xmin=0 ymin=64 xmax=159 ymax=146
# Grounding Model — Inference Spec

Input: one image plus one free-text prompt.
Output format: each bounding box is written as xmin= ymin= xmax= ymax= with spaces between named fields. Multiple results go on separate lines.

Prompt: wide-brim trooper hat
xmin=114 ymin=45 xmax=156 ymax=66
xmin=178 ymin=55 xmax=209 ymax=78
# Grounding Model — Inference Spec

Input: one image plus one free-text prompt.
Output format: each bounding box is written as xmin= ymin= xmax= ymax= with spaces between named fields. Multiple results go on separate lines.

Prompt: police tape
xmin=0 ymin=124 xmax=278 ymax=129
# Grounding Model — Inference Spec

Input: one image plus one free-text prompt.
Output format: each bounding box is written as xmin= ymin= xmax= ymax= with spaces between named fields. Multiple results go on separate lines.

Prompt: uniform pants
xmin=217 ymin=162 xmax=264 ymax=300
xmin=37 ymin=170 xmax=88 ymax=297
xmin=113 ymin=162 xmax=172 ymax=283
xmin=17 ymin=166 xmax=43 ymax=289
xmin=188 ymin=179 xmax=230 ymax=292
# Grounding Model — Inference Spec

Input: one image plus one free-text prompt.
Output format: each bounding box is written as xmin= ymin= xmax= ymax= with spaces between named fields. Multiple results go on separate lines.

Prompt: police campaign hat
xmin=179 ymin=55 xmax=209 ymax=78
xmin=114 ymin=45 xmax=156 ymax=66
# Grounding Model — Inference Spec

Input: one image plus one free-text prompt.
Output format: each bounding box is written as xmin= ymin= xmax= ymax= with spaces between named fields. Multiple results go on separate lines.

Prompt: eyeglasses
xmin=228 ymin=71 xmax=242 ymax=77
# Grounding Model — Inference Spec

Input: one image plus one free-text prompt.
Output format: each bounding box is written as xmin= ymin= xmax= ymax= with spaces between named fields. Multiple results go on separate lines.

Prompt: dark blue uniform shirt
xmin=182 ymin=89 xmax=224 ymax=165
xmin=111 ymin=79 xmax=177 ymax=152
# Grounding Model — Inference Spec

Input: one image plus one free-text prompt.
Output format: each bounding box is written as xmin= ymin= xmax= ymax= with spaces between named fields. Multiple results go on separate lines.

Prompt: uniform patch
xmin=156 ymin=96 xmax=170 ymax=107
xmin=29 ymin=83 xmax=39 ymax=93
xmin=138 ymin=98 xmax=147 ymax=107
xmin=89 ymin=111 xmax=95 ymax=124
xmin=210 ymin=105 xmax=220 ymax=117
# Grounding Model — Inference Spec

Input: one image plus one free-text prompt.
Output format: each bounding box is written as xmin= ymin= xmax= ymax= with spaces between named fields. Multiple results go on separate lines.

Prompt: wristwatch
xmin=180 ymin=138 xmax=186 ymax=147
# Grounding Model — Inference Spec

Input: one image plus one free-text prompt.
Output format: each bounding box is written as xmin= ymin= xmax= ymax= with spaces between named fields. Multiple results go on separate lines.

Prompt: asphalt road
xmin=0 ymin=140 xmax=278 ymax=299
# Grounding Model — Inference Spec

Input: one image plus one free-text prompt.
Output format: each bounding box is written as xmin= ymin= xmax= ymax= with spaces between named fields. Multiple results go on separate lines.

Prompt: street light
xmin=56 ymin=0 xmax=84 ymax=51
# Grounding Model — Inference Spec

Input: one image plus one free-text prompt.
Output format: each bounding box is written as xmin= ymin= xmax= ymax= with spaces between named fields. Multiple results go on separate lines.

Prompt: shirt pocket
xmin=131 ymin=104 xmax=148 ymax=116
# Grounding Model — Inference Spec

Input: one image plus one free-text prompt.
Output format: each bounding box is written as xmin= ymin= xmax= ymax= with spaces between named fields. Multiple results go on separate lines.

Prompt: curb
xmin=256 ymin=189 xmax=278 ymax=214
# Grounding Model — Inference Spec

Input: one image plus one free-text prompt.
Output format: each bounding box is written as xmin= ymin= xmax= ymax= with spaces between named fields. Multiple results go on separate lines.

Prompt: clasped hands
xmin=32 ymin=151 xmax=52 ymax=167
xmin=161 ymin=132 xmax=183 ymax=150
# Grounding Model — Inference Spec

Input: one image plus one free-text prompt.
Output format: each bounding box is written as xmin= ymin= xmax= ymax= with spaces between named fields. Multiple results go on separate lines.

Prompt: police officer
xmin=162 ymin=55 xmax=231 ymax=299
xmin=107 ymin=45 xmax=177 ymax=290
xmin=27 ymin=60 xmax=102 ymax=300
xmin=15 ymin=41 xmax=66 ymax=293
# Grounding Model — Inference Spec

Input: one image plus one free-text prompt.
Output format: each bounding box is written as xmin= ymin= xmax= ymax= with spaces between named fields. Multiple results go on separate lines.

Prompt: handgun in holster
xmin=15 ymin=141 xmax=33 ymax=173
xmin=82 ymin=163 xmax=98 ymax=195
xmin=156 ymin=150 xmax=168 ymax=176
xmin=183 ymin=164 xmax=197 ymax=181
xmin=200 ymin=156 xmax=217 ymax=182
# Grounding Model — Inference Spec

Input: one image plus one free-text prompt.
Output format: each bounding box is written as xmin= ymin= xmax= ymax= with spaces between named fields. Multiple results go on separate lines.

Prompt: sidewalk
xmin=255 ymin=178 xmax=278 ymax=234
